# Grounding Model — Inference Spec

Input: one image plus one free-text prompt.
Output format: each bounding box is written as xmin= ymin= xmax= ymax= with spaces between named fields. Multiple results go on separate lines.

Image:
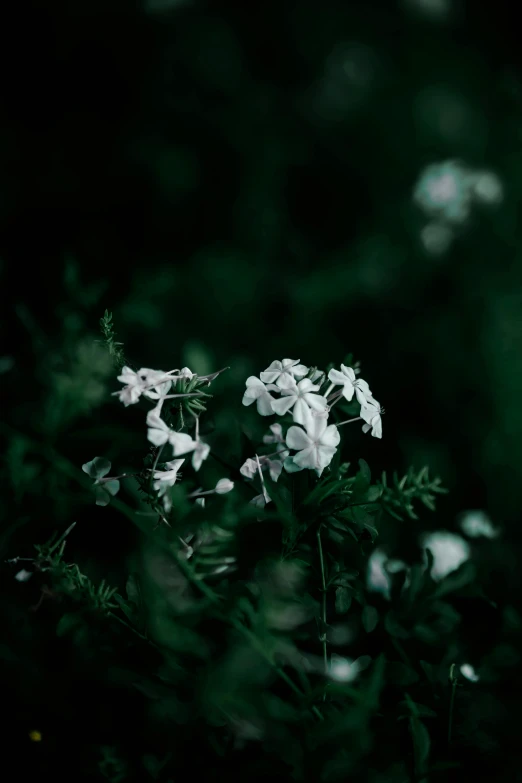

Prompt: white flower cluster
xmin=241 ymin=359 xmax=383 ymax=497
xmin=82 ymin=364 xmax=233 ymax=515
xmin=413 ymin=159 xmax=503 ymax=256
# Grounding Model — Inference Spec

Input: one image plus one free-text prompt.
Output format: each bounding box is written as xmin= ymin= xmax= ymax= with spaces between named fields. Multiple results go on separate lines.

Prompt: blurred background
xmin=2 ymin=0 xmax=522 ymax=778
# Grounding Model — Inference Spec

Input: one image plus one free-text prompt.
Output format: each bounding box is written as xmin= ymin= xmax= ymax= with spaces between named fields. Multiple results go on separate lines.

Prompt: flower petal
xmin=256 ymin=393 xmax=275 ymax=416
xmin=286 ymin=425 xmax=312 ymax=451
xmin=271 ymin=395 xmax=296 ymax=416
xmin=340 ymin=365 xmax=356 ymax=382
xmin=292 ymin=445 xmax=317 ymax=470
xmin=328 ymin=368 xmax=347 ymax=386
xmin=320 ymin=424 xmax=340 ymax=449
xmin=170 ymin=432 xmax=198 ymax=456
xmin=304 ymin=392 xmax=328 ymax=411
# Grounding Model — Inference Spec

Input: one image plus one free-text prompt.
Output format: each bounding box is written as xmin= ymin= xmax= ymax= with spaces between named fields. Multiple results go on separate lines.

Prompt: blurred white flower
xmin=15 ymin=569 xmax=32 ymax=583
xmin=328 ymin=365 xmax=372 ymax=405
xmin=215 ymin=478 xmax=234 ymax=494
xmin=260 ymin=359 xmax=308 ymax=389
xmin=414 ymin=160 xmax=472 ymax=223
xmin=420 ymin=530 xmax=471 ymax=580
xmin=460 ymin=663 xmax=479 ymax=682
xmin=179 ymin=366 xmax=195 ymax=379
xmin=421 ymin=222 xmax=454 ymax=255
xmin=459 ymin=509 xmax=499 ymax=539
xmin=192 ymin=439 xmax=210 ymax=472
xmin=263 ymin=422 xmax=285 ymax=445
xmin=242 ymin=376 xmax=279 ymax=416
xmin=115 ymin=366 xmax=173 ymax=406
xmin=471 ymin=171 xmax=503 ymax=204
xmin=271 ymin=378 xmax=328 ymax=424
xmin=329 ymin=654 xmax=372 ymax=682
xmin=367 ymin=548 xmax=408 ymax=598
xmin=240 ymin=456 xmax=284 ymax=483
xmin=146 ymin=410 xmax=197 ymax=456
xmin=286 ymin=412 xmax=340 ymax=476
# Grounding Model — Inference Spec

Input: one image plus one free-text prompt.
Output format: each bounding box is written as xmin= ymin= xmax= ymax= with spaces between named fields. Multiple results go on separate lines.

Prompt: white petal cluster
xmin=242 ymin=358 xmax=383 ymax=488
xmin=108 ymin=362 xmax=229 ymax=513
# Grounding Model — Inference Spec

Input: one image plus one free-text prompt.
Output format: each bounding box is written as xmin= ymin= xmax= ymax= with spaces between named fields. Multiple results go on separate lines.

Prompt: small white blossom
xmin=367 ymin=548 xmax=407 ymax=598
xmin=215 ymin=478 xmax=234 ymax=494
xmin=146 ymin=410 xmax=197 ymax=456
xmin=240 ymin=456 xmax=284 ymax=483
xmin=329 ymin=654 xmax=371 ymax=683
xmin=271 ymin=378 xmax=328 ymax=425
xmin=242 ymin=376 xmax=279 ymax=416
xmin=459 ymin=510 xmax=499 ymax=539
xmin=460 ymin=663 xmax=479 ymax=682
xmin=328 ymin=365 xmax=372 ymax=405
xmin=286 ymin=412 xmax=340 ymax=476
xmin=153 ymin=459 xmax=184 ymax=492
xmin=360 ymin=400 xmax=383 ymax=439
xmin=152 ymin=459 xmax=184 ymax=512
xmin=192 ymin=439 xmax=210 ymax=472
xmin=179 ymin=366 xmax=194 ymax=379
xmin=262 ymin=422 xmax=285 ymax=445
xmin=15 ymin=569 xmax=32 ymax=582
xmin=420 ymin=531 xmax=471 ymax=581
xmin=260 ymin=359 xmax=309 ymax=389
xmin=115 ymin=366 xmax=173 ymax=406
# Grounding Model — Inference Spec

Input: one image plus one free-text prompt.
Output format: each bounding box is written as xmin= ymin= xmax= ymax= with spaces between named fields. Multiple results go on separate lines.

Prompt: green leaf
xmin=410 ymin=717 xmax=430 ymax=775
xmin=56 ymin=612 xmax=83 ymax=638
xmin=388 ymin=661 xmax=420 ymax=686
xmin=82 ymin=456 xmax=111 ymax=480
xmin=362 ymin=605 xmax=379 ymax=632
xmin=335 ymin=586 xmax=352 ymax=614
xmin=432 ymin=562 xmax=476 ymax=599
xmin=384 ymin=611 xmax=410 ymax=639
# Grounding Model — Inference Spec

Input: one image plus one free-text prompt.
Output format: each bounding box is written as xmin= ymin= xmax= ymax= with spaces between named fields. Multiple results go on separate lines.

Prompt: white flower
xmin=192 ymin=439 xmax=210 ymax=472
xmin=286 ymin=412 xmax=340 ymax=476
xmin=250 ymin=493 xmax=271 ymax=508
xmin=260 ymin=359 xmax=309 ymax=389
xmin=329 ymin=654 xmax=371 ymax=683
xmin=420 ymin=531 xmax=471 ymax=581
xmin=115 ymin=366 xmax=173 ymax=406
xmin=240 ymin=456 xmax=284 ymax=483
xmin=242 ymin=376 xmax=279 ymax=416
xmin=15 ymin=569 xmax=32 ymax=582
xmin=328 ymin=365 xmax=372 ymax=405
xmin=179 ymin=366 xmax=194 ymax=379
xmin=146 ymin=410 xmax=198 ymax=456
xmin=271 ymin=378 xmax=328 ymax=425
xmin=460 ymin=663 xmax=479 ymax=682
xmin=153 ymin=459 xmax=184 ymax=493
xmin=153 ymin=459 xmax=184 ymax=512
xmin=262 ymin=423 xmax=285 ymax=445
xmin=215 ymin=478 xmax=234 ymax=494
xmin=367 ymin=548 xmax=407 ymax=598
xmin=459 ymin=510 xmax=499 ymax=539
xmin=360 ymin=400 xmax=383 ymax=439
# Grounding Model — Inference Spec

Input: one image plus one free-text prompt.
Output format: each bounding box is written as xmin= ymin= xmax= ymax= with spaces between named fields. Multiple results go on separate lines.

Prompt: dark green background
xmin=2 ymin=0 xmax=522 ymax=779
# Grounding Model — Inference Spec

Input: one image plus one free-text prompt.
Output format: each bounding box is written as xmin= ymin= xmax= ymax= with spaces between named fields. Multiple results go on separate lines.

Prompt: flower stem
xmin=336 ymin=416 xmax=362 ymax=428
xmin=448 ymin=663 xmax=458 ymax=746
xmin=316 ymin=525 xmax=328 ymax=698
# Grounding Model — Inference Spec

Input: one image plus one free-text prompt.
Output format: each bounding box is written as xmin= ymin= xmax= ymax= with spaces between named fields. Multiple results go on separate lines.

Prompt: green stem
xmin=316 ymin=526 xmax=328 ymax=697
xmin=174 ymin=554 xmax=324 ymax=722
xmin=448 ymin=663 xmax=458 ymax=746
